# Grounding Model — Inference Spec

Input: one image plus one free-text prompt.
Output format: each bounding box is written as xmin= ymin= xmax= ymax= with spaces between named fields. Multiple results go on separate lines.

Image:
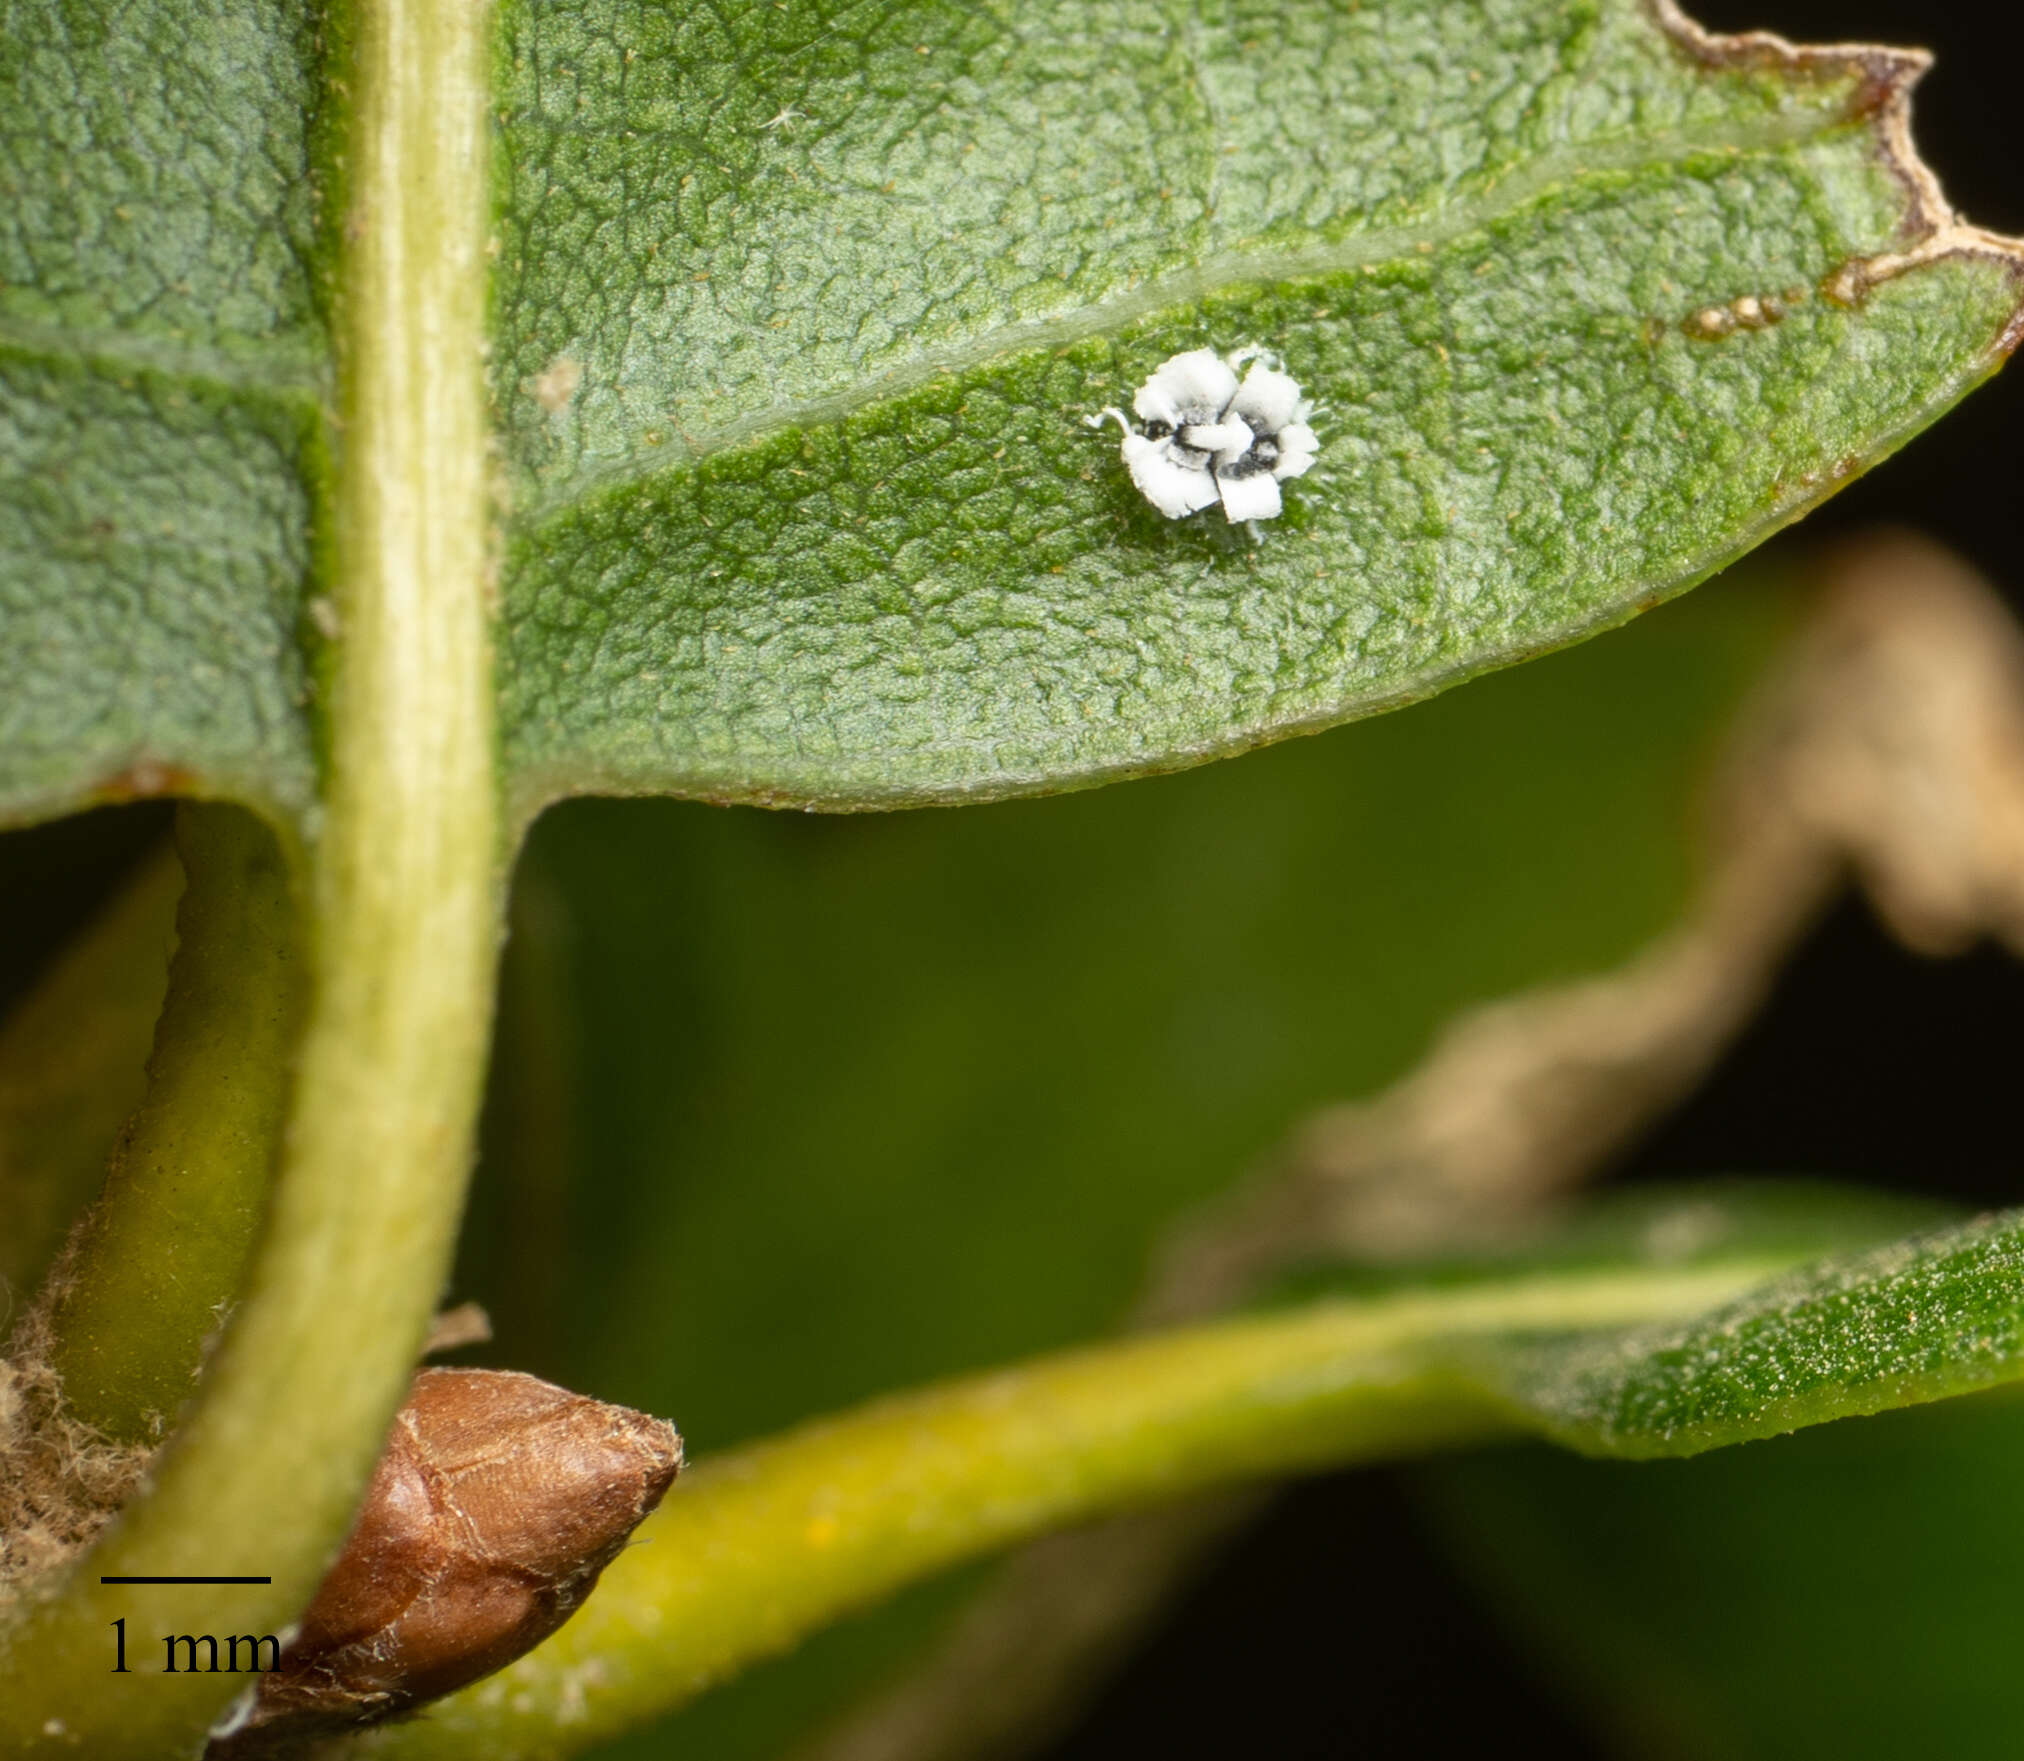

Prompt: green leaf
xmin=1478 ymin=1204 xmax=2024 ymax=1456
xmin=483 ymin=0 xmax=2024 ymax=809
xmin=7 ymin=0 xmax=2024 ymax=828
xmin=1420 ymin=1388 xmax=2024 ymax=1758
xmin=365 ymin=1184 xmax=2024 ymax=1761
xmin=0 ymin=0 xmax=329 ymax=830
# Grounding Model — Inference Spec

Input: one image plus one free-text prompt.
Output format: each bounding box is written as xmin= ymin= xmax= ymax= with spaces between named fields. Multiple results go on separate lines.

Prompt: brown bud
xmin=207 ymin=1368 xmax=681 ymax=1758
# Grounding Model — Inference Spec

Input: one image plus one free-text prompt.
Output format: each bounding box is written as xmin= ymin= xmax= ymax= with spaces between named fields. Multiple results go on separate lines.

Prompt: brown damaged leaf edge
xmin=1652 ymin=0 xmax=2024 ymax=336
xmin=204 ymin=1371 xmax=682 ymax=1759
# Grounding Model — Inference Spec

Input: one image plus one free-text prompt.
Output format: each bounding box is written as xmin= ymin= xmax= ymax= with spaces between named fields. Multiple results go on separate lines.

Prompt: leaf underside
xmin=1480 ymin=1201 xmax=2024 ymax=1458
xmin=5 ymin=0 xmax=2023 ymax=831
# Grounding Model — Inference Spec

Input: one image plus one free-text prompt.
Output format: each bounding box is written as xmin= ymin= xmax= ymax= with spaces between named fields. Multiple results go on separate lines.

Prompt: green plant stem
xmin=39 ymin=805 xmax=302 ymax=1442
xmin=0 ymin=842 xmax=181 ymax=1304
xmin=0 ymin=0 xmax=498 ymax=1750
xmin=357 ymin=1260 xmax=1784 ymax=1761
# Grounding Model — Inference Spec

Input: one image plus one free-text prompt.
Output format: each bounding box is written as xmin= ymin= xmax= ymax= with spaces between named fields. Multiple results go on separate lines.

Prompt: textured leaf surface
xmin=492 ymin=0 xmax=2024 ymax=811
xmin=0 ymin=0 xmax=327 ymax=828
xmin=1233 ymin=1186 xmax=2024 ymax=1465
xmin=6 ymin=1 xmax=2022 ymax=827
xmin=1479 ymin=1203 xmax=2024 ymax=1456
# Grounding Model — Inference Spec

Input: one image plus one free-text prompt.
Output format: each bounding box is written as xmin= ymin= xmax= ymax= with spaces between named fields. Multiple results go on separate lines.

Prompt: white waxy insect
xmin=1089 ymin=347 xmax=1320 ymax=523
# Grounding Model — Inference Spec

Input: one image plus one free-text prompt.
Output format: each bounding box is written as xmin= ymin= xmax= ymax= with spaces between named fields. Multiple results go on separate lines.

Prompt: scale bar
xmin=100 ymin=1575 xmax=272 ymax=1585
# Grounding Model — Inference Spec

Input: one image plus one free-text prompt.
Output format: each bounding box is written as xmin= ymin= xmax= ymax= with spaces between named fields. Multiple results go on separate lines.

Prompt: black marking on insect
xmin=1088 ymin=347 xmax=1319 ymax=523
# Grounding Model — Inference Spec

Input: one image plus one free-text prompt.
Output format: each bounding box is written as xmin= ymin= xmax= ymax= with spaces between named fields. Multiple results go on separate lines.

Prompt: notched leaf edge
xmin=1653 ymin=0 xmax=2024 ymax=340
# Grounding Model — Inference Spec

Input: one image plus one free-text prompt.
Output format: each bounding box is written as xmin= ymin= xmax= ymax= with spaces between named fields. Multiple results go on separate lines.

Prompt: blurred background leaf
xmin=1417 ymin=1385 xmax=2024 ymax=1759
xmin=456 ymin=569 xmax=1793 ymax=1761
xmin=0 ymin=840 xmax=178 ymax=1304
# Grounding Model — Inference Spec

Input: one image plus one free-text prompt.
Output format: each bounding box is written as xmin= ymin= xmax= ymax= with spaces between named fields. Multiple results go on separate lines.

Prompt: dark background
xmin=1042 ymin=1 xmax=2024 ymax=1755
xmin=2 ymin=2 xmax=2019 ymax=1755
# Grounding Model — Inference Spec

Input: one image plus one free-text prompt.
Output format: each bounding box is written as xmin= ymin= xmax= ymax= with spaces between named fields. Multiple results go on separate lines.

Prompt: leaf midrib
xmin=519 ymin=101 xmax=1883 ymax=525
xmin=0 ymin=0 xmax=502 ymax=1749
